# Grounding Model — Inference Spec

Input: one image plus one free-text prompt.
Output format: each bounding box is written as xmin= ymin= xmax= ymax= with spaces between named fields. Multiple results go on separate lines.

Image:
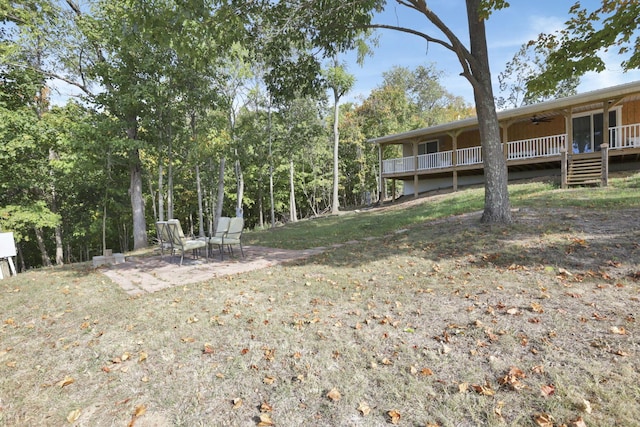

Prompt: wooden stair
xmin=567 ymin=154 xmax=603 ymax=186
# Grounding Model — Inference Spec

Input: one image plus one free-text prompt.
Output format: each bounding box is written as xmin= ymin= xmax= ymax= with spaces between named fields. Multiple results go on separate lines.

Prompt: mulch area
xmin=100 ymin=245 xmax=324 ymax=295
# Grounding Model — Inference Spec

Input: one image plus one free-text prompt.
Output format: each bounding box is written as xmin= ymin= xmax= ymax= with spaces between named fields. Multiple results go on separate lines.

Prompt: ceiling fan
xmin=531 ymin=115 xmax=552 ymax=125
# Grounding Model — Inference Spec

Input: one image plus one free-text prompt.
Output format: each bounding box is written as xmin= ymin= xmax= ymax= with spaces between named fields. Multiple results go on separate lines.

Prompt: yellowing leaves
xmin=66 ymin=409 xmax=81 ymax=423
xmin=57 ymin=376 xmax=75 ymax=388
xmin=326 ymin=388 xmax=341 ymax=402
xmin=387 ymin=409 xmax=401 ymax=424
xmin=357 ymin=401 xmax=371 ymax=416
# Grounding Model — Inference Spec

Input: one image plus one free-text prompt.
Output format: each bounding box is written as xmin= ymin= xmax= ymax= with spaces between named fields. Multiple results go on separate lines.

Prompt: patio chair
xmin=166 ymin=219 xmax=207 ymax=266
xmin=205 ymin=217 xmax=231 ymax=259
xmin=155 ymin=221 xmax=172 ymax=258
xmin=223 ymin=217 xmax=245 ymax=259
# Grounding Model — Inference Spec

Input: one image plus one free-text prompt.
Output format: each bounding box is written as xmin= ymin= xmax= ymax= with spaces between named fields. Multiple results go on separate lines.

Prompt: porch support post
xmin=413 ymin=141 xmax=419 ymax=199
xmin=603 ymin=100 xmax=610 ymax=147
xmin=450 ymin=132 xmax=459 ymax=192
xmin=601 ymin=143 xmax=609 ymax=187
xmin=561 ymin=149 xmax=568 ymax=189
xmin=378 ymin=144 xmax=385 ymax=205
xmin=563 ymin=109 xmax=573 ymax=153
xmin=501 ymin=121 xmax=513 ymax=161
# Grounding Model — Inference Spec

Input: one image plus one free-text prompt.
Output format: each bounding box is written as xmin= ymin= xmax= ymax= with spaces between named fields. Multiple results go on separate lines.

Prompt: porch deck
xmin=381 ymin=123 xmax=640 ymax=179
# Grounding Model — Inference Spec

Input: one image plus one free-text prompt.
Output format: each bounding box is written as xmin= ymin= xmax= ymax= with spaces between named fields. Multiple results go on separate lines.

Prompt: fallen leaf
xmin=540 ymin=384 xmax=555 ymax=397
xmin=133 ymin=405 xmax=146 ymax=417
xmin=571 ymin=416 xmax=587 ymax=427
xmin=203 ymin=344 xmax=215 ymax=354
xmin=578 ymin=399 xmax=592 ymax=414
xmin=388 ymin=410 xmax=401 ymax=424
xmin=472 ymin=383 xmax=495 ymax=396
xmin=357 ymin=401 xmax=371 ymax=416
xmin=263 ymin=376 xmax=276 ymax=385
xmin=257 ymin=413 xmax=274 ymax=426
xmin=530 ymin=302 xmax=544 ymax=313
xmin=327 ymin=388 xmax=341 ymax=401
xmin=58 ymin=376 xmax=75 ymax=388
xmin=260 ymin=402 xmax=273 ymax=412
xmin=533 ymin=413 xmax=555 ymax=427
xmin=232 ymin=398 xmax=243 ymax=409
xmin=181 ymin=337 xmax=195 ymax=343
xmin=506 ymin=308 xmax=519 ymax=315
xmin=420 ymin=368 xmax=434 ymax=376
xmin=138 ymin=351 xmax=148 ymax=362
xmin=610 ymin=326 xmax=627 ymax=335
xmin=458 ymin=382 xmax=469 ymax=393
xmin=121 ymin=352 xmax=131 ymax=361
xmin=67 ymin=409 xmax=81 ymax=423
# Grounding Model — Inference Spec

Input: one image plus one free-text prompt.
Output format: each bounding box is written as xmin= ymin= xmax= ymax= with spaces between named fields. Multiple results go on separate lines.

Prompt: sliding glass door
xmin=572 ymin=110 xmax=617 ymax=153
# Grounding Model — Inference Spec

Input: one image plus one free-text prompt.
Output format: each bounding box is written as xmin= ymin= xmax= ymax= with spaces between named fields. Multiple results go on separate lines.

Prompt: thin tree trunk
xmin=268 ymin=103 xmax=275 ymax=228
xmin=102 ymin=203 xmax=107 ymax=254
xmin=129 ymin=148 xmax=147 ymax=250
xmin=196 ymin=164 xmax=205 ymax=237
xmin=149 ymin=178 xmax=157 ymax=223
xmin=167 ymin=137 xmax=174 ymax=220
xmin=289 ymin=159 xmax=298 ymax=222
xmin=158 ymin=163 xmax=164 ymax=221
xmin=331 ymin=88 xmax=340 ymax=214
xmin=34 ymin=227 xmax=52 ymax=267
xmin=215 ymin=157 xmax=226 ymax=223
xmin=235 ymin=157 xmax=244 ymax=217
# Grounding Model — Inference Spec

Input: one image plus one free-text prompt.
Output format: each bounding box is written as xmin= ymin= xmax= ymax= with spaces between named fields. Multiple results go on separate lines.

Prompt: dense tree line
xmin=3 ymin=0 xmax=635 ymax=269
xmin=1 ymin=1 xmax=473 ymax=270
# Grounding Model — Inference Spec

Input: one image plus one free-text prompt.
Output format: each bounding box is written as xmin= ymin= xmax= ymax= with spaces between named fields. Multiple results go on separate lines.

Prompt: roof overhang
xmin=368 ymin=80 xmax=640 ymax=145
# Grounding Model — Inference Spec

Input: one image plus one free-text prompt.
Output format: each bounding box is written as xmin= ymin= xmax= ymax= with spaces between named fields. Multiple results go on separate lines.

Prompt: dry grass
xmin=2 ymin=202 xmax=640 ymax=425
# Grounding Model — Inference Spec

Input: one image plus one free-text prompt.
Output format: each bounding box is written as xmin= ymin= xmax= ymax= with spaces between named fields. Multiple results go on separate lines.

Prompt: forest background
xmin=1 ymin=0 xmax=637 ymax=270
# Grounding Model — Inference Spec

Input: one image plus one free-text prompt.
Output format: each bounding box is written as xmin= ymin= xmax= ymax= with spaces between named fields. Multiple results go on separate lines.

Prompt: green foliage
xmin=497 ymin=42 xmax=580 ymax=109
xmin=0 ymin=202 xmax=60 ymax=242
xmin=528 ymin=0 xmax=640 ymax=94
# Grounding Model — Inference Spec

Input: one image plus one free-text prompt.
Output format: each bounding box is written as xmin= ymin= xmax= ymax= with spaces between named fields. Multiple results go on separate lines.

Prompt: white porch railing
xmin=457 ymin=146 xmax=483 ymax=166
xmin=610 ymin=123 xmax=640 ymax=149
xmin=380 ymin=133 xmax=572 ymax=175
xmin=418 ymin=151 xmax=453 ymax=170
xmin=382 ymin=156 xmax=415 ymax=174
xmin=507 ymin=134 xmax=566 ymax=160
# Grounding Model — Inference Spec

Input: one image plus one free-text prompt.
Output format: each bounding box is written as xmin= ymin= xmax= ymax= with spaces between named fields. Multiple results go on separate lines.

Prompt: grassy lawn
xmin=2 ymin=174 xmax=640 ymax=426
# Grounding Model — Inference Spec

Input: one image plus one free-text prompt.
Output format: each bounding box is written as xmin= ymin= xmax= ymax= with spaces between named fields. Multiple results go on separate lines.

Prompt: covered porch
xmin=372 ymin=81 xmax=640 ymax=198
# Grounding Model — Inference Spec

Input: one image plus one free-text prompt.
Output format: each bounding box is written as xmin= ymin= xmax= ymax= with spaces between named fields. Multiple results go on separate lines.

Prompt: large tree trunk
xmin=466 ymin=0 xmax=511 ymax=224
xmin=331 ymin=88 xmax=340 ymax=214
xmin=129 ymin=149 xmax=147 ymax=250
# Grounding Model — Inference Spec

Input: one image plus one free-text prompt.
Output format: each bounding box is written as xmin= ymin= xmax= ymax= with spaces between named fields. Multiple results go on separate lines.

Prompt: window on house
xmin=572 ymin=110 xmax=617 ymax=153
xmin=418 ymin=140 xmax=438 ymax=155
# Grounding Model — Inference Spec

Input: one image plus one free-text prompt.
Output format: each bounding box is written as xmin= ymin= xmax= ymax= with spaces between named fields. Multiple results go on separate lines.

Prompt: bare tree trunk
xmin=289 ymin=159 xmax=298 ymax=222
xmin=215 ymin=157 xmax=226 ymax=223
xmin=129 ymin=148 xmax=147 ymax=250
xmin=34 ymin=227 xmax=52 ymax=267
xmin=157 ymin=163 xmax=164 ymax=221
xmin=268 ymin=104 xmax=275 ymax=228
xmin=331 ymin=88 xmax=340 ymax=214
xmin=196 ymin=164 xmax=205 ymax=237
xmin=167 ymin=138 xmax=174 ymax=220
xmin=235 ymin=157 xmax=244 ymax=217
xmin=149 ymin=178 xmax=157 ymax=223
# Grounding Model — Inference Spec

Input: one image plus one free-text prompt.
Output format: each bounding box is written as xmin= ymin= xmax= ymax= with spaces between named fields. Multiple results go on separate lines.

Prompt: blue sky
xmin=342 ymin=0 xmax=640 ymax=105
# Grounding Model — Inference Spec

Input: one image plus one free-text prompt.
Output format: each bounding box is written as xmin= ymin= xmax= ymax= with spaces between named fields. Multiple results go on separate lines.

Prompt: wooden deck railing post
xmin=560 ymin=149 xmax=568 ymax=189
xmin=601 ymin=143 xmax=609 ymax=187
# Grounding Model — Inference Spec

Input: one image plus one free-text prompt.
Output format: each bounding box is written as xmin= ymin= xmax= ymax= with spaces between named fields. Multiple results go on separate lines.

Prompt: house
xmin=369 ymin=80 xmax=640 ymax=199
